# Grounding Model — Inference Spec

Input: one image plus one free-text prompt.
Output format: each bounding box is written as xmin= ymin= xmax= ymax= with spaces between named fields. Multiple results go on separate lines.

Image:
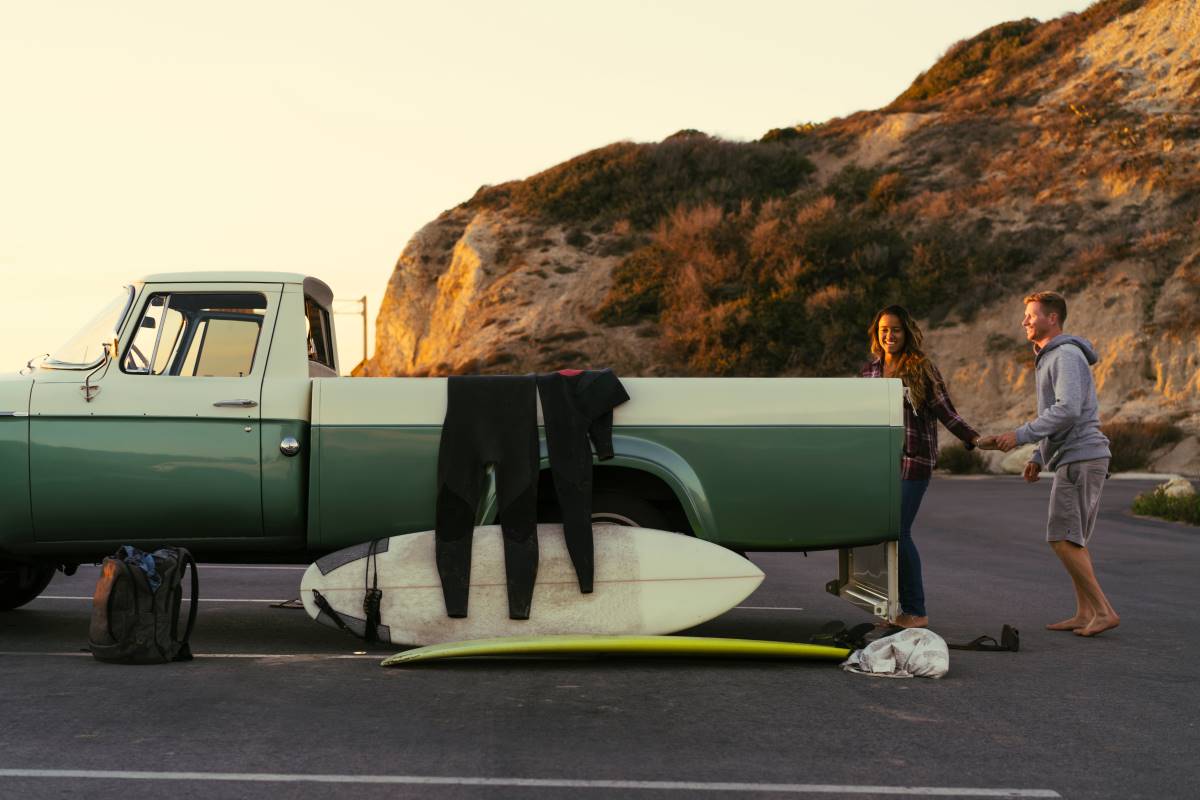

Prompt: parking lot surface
xmin=1 ymin=476 xmax=1196 ymax=799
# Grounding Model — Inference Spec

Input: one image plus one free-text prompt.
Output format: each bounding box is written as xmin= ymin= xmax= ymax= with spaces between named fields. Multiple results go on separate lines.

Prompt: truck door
xmin=29 ymin=284 xmax=282 ymax=545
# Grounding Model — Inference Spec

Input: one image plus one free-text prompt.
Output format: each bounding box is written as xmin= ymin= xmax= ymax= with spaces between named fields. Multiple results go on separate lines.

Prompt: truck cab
xmin=2 ymin=274 xmax=329 ymax=578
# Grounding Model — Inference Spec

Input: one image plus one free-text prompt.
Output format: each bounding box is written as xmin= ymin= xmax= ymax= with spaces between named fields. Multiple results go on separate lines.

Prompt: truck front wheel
xmin=0 ymin=560 xmax=56 ymax=611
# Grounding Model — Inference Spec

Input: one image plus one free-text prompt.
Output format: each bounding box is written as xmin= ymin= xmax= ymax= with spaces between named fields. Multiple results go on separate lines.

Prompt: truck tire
xmin=590 ymin=492 xmax=670 ymax=530
xmin=0 ymin=560 xmax=56 ymax=611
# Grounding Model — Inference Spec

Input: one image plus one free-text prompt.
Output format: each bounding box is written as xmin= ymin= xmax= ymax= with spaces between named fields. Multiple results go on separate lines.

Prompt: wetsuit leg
xmin=498 ymin=480 xmax=539 ymax=620
xmin=435 ymin=374 xmax=539 ymax=619
xmin=435 ymin=484 xmax=478 ymax=618
xmin=555 ymin=479 xmax=594 ymax=593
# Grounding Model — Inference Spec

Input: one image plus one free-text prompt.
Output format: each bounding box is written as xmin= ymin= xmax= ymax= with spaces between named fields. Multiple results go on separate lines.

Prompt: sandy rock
xmin=976 ymin=449 xmax=1008 ymax=475
xmin=1000 ymin=444 xmax=1040 ymax=474
xmin=1152 ymin=436 xmax=1200 ymax=478
xmin=363 ymin=209 xmax=662 ymax=378
xmin=1046 ymin=0 xmax=1200 ymax=113
xmin=1160 ymin=477 xmax=1196 ymax=498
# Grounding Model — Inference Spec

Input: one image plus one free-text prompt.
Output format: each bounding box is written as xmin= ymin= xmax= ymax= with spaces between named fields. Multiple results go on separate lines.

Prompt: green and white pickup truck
xmin=0 ymin=272 xmax=903 ymax=616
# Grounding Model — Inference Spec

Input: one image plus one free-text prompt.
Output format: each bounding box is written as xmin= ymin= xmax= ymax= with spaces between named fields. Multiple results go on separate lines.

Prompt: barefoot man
xmin=986 ymin=292 xmax=1119 ymax=637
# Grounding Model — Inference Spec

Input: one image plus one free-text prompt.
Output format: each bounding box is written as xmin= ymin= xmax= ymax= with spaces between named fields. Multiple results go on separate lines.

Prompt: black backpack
xmin=89 ymin=546 xmax=198 ymax=664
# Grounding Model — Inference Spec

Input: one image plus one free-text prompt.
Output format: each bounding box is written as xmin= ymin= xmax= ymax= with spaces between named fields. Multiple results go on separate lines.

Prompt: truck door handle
xmin=213 ymin=399 xmax=258 ymax=408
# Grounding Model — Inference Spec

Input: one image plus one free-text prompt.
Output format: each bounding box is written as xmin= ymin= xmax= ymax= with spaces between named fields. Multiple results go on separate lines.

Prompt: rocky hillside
xmin=361 ymin=0 xmax=1200 ymax=475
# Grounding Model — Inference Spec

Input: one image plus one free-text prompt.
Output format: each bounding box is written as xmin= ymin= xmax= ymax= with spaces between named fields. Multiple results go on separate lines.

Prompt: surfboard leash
xmin=362 ymin=538 xmax=384 ymax=644
xmin=310 ymin=589 xmax=355 ymax=637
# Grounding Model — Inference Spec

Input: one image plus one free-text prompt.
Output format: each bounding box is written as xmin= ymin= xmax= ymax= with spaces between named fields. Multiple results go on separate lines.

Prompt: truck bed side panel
xmin=312 ymin=377 xmax=901 ymax=551
xmin=318 ymin=426 xmax=440 ymax=549
xmin=615 ymin=425 xmax=895 ymax=550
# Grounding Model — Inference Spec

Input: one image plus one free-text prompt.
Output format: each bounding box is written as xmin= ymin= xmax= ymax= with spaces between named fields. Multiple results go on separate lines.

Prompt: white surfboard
xmin=300 ymin=524 xmax=763 ymax=646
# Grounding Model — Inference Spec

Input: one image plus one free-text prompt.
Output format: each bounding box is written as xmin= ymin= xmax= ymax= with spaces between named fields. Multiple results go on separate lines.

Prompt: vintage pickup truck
xmin=0 ymin=272 xmax=903 ymax=617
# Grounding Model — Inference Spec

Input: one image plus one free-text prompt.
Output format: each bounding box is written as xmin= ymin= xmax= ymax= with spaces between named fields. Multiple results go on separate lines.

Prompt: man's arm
xmin=1015 ymin=348 xmax=1087 ymax=445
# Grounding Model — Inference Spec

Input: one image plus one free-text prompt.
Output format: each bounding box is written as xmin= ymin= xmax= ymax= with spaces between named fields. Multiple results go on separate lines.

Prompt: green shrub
xmin=1101 ymin=422 xmax=1184 ymax=473
xmin=591 ymin=245 xmax=675 ymax=326
xmin=760 ymin=122 xmax=822 ymax=143
xmin=565 ymin=228 xmax=591 ymax=248
xmin=471 ymin=137 xmax=815 ymax=229
xmin=1132 ymin=488 xmax=1200 ymax=526
xmin=896 ymin=19 xmax=1041 ymax=104
xmin=590 ymin=169 xmax=1044 ymax=375
xmin=890 ymin=0 xmax=1146 ymax=110
xmin=937 ymin=444 xmax=989 ymax=474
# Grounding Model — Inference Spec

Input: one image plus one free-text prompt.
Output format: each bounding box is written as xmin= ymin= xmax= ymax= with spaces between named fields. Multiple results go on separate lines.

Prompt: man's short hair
xmin=1024 ymin=291 xmax=1067 ymax=325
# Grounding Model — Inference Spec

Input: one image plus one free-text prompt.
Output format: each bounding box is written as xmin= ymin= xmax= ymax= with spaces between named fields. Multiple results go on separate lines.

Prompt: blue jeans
xmin=899 ymin=479 xmax=931 ymax=617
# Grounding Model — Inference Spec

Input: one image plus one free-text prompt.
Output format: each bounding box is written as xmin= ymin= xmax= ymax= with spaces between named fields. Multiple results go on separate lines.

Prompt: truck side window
xmin=304 ymin=295 xmax=335 ymax=370
xmin=122 ymin=292 xmax=267 ymax=377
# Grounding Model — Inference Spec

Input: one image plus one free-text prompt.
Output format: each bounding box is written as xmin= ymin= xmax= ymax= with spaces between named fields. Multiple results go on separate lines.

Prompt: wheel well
xmin=536 ymin=465 xmax=694 ymax=535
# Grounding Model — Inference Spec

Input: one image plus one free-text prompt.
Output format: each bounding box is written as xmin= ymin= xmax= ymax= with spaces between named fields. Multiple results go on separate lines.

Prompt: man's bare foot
xmin=1046 ymin=616 xmax=1089 ymax=631
xmin=1075 ymin=614 xmax=1120 ymax=637
xmin=895 ymin=613 xmax=929 ymax=629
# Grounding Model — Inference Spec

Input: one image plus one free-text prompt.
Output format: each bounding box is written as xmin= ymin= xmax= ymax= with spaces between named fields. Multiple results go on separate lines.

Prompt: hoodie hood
xmin=1035 ymin=334 xmax=1099 ymax=366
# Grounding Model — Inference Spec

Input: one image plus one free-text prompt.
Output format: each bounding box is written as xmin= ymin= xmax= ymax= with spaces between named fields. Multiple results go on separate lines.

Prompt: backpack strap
xmin=172 ymin=548 xmax=199 ymax=661
xmin=91 ymin=556 xmax=140 ymax=638
xmin=89 ymin=555 xmax=146 ymax=662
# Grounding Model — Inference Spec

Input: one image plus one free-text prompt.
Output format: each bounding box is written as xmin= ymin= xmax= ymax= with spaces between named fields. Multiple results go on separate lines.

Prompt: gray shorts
xmin=1047 ymin=458 xmax=1109 ymax=546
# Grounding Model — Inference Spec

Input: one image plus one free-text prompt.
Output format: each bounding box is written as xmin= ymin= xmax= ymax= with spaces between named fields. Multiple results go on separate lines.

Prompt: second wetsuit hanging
xmin=435 ymin=375 xmax=539 ymax=620
xmin=536 ymin=368 xmax=630 ymax=594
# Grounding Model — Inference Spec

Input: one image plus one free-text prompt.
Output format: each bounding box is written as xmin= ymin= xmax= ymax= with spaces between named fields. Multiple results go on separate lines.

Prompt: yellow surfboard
xmin=381 ymin=634 xmax=851 ymax=666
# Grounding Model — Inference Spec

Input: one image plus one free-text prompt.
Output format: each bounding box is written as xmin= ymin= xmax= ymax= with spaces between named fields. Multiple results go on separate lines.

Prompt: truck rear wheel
xmin=590 ymin=492 xmax=670 ymax=530
xmin=0 ymin=560 xmax=56 ymax=611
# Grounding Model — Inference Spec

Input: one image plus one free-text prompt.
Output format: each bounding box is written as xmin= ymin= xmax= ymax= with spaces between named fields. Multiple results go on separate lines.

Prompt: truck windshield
xmin=44 ymin=287 xmax=135 ymax=369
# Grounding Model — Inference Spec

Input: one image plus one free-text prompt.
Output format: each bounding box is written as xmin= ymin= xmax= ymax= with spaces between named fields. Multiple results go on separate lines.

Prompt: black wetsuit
xmin=435 ymin=375 xmax=539 ymax=620
xmin=536 ymin=369 xmax=630 ymax=593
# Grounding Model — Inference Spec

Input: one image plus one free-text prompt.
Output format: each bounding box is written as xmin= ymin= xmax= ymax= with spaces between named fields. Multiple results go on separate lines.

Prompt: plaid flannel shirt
xmin=861 ymin=358 xmax=980 ymax=481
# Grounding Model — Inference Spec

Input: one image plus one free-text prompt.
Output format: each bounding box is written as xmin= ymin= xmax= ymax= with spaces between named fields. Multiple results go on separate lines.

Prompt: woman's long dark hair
xmin=868 ymin=305 xmax=937 ymax=409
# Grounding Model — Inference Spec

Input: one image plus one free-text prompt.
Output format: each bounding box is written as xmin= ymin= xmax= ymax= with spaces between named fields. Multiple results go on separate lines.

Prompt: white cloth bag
xmin=842 ymin=627 xmax=949 ymax=679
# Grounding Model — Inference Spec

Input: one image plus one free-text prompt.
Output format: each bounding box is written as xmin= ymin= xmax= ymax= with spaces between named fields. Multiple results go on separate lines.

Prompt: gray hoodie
xmin=1015 ymin=334 xmax=1111 ymax=470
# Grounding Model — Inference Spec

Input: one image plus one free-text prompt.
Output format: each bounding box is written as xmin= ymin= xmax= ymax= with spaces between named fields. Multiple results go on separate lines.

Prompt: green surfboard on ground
xmin=381 ymin=634 xmax=851 ymax=666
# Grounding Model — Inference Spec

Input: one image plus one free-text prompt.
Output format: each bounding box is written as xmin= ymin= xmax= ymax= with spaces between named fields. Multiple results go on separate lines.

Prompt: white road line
xmin=0 ymin=652 xmax=378 ymax=659
xmin=0 ymin=769 xmax=1062 ymax=796
xmin=33 ymin=597 xmax=806 ymax=611
xmin=37 ymin=596 xmax=286 ymax=603
xmin=196 ymin=565 xmax=308 ymax=571
xmin=735 ymin=605 xmax=805 ymax=611
xmin=69 ymin=564 xmax=308 ymax=571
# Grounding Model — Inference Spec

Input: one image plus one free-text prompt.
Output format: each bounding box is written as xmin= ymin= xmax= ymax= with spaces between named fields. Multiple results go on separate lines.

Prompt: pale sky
xmin=1 ymin=0 xmax=1090 ymax=373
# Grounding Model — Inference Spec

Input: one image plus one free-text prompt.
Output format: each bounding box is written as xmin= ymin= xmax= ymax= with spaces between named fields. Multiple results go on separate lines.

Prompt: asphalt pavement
xmin=1 ymin=476 xmax=1196 ymax=800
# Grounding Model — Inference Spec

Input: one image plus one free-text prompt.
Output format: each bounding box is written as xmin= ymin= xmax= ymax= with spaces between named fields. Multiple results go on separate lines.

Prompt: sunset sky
xmin=1 ymin=0 xmax=1089 ymax=372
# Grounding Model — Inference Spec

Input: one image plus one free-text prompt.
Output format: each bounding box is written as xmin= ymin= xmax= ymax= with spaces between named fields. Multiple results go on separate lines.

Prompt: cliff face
xmin=366 ymin=210 xmax=667 ymax=377
xmin=362 ymin=0 xmax=1200 ymax=474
